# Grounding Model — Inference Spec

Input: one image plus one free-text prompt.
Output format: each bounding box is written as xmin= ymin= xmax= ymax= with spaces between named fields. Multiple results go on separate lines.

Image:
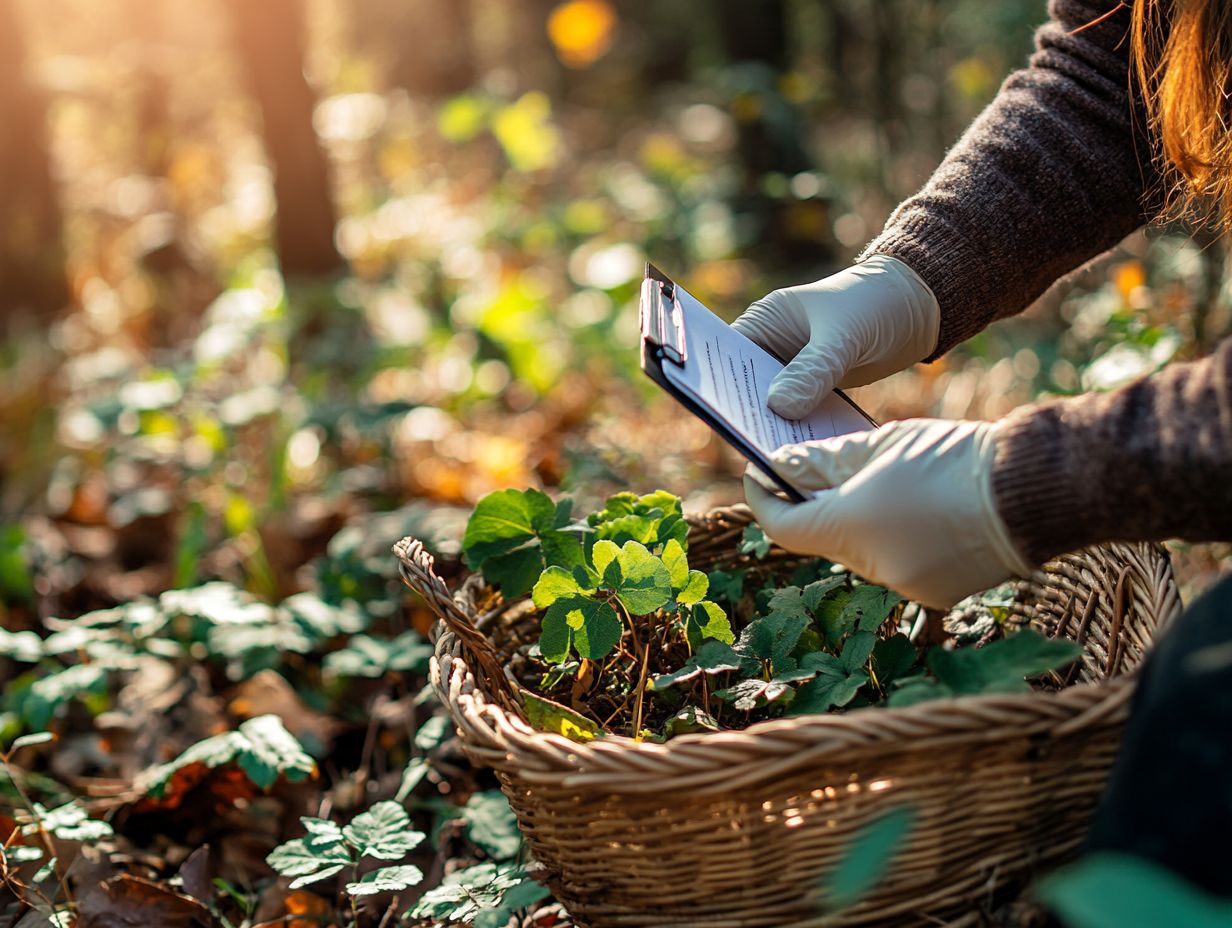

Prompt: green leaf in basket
xmin=463 ymin=489 xmax=585 ymax=599
xmin=520 ymin=691 xmax=600 ymax=742
xmin=886 ymin=629 xmax=1082 ymax=708
xmin=823 ymin=805 xmax=917 ymax=911
xmin=587 ymin=490 xmax=688 ymax=554
xmin=649 ymin=639 xmax=752 ymax=691
xmin=540 ymin=595 xmax=622 ymax=663
xmin=872 ymin=634 xmax=918 ymax=687
xmin=735 ymin=611 xmax=811 ymax=672
xmin=843 ymin=585 xmax=904 ymax=633
xmin=928 ymin=628 xmax=1082 ymax=696
xmin=684 ymin=600 xmax=734 ymax=648
xmin=602 ymin=541 xmax=673 ymax=616
xmin=738 ymin=524 xmax=772 ymax=559
xmin=1037 ymin=853 xmax=1232 ymax=928
xmin=531 ymin=565 xmax=585 ymax=609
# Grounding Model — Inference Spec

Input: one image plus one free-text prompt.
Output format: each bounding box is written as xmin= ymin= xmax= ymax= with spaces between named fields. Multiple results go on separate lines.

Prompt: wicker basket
xmin=395 ymin=505 xmax=1180 ymax=928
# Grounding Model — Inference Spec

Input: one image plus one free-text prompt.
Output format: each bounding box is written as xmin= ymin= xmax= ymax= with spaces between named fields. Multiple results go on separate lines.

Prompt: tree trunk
xmin=0 ymin=0 xmax=68 ymax=329
xmin=225 ymin=0 xmax=342 ymax=278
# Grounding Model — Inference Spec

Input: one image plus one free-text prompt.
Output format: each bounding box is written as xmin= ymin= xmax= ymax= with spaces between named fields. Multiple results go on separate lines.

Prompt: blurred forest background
xmin=0 ymin=0 xmax=1229 ymax=925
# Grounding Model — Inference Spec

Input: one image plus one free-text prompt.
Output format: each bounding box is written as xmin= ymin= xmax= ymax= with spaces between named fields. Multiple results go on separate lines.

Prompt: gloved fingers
xmin=766 ymin=324 xmax=860 ymax=419
xmin=731 ymin=290 xmax=809 ymax=364
xmin=768 ymin=430 xmax=879 ymax=491
xmin=743 ymin=462 xmax=782 ymax=494
xmin=742 ymin=474 xmax=837 ymax=556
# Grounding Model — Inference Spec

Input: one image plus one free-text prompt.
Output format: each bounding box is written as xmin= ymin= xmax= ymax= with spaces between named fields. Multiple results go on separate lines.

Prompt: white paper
xmin=661 ymin=282 xmax=872 ymax=463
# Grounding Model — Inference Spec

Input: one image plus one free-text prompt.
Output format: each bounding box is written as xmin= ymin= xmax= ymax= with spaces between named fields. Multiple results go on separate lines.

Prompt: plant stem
xmin=350 ymin=861 xmax=360 ymax=924
xmin=0 ymin=751 xmax=75 ymax=912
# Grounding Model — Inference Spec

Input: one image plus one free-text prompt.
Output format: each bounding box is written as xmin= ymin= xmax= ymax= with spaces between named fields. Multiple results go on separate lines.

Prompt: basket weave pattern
xmin=396 ymin=506 xmax=1180 ymax=927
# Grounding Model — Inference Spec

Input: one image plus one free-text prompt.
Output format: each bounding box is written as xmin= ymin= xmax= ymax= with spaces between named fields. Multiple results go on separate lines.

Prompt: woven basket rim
xmin=400 ymin=506 xmax=1179 ymax=790
xmin=432 ymin=622 xmax=1135 ymax=781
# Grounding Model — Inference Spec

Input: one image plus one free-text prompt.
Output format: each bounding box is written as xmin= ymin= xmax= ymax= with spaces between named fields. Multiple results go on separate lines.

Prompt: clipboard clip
xmin=640 ymin=263 xmax=687 ymax=366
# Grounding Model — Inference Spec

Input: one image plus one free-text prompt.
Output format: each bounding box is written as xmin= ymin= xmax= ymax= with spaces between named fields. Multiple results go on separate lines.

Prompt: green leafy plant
xmin=410 ymin=861 xmax=548 ymax=927
xmin=0 ymin=732 xmax=111 ymax=927
xmin=142 ymin=715 xmax=316 ymax=798
xmin=463 ymin=489 xmax=1084 ymax=740
xmin=267 ymin=800 xmax=425 ymax=919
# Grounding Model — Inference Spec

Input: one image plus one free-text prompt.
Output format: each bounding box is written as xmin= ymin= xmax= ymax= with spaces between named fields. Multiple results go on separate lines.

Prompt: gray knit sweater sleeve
xmin=992 ymin=339 xmax=1232 ymax=564
xmin=865 ymin=0 xmax=1158 ymax=358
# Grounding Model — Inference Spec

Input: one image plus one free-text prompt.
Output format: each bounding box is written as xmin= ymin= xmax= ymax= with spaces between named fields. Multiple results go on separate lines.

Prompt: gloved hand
xmin=742 ymin=418 xmax=1034 ymax=608
xmin=732 ymin=254 xmax=940 ymax=419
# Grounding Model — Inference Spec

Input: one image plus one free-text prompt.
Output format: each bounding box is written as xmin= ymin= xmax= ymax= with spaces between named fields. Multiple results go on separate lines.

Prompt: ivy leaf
xmin=520 ymin=691 xmax=600 ymax=741
xmin=841 ymin=631 xmax=877 ymax=673
xmin=143 ymin=715 xmax=316 ymax=798
xmin=814 ymin=587 xmax=854 ymax=646
xmin=531 ymin=566 xmax=584 ymax=609
xmin=411 ymin=862 xmax=545 ymax=923
xmin=789 ymin=670 xmax=868 ymax=715
xmin=346 ymin=865 xmax=424 ymax=896
xmin=459 ymin=792 xmax=522 ymax=861
xmin=540 ymin=595 xmax=622 ymax=663
xmin=714 ymin=674 xmax=805 ymax=710
xmin=707 ymin=568 xmax=746 ymax=605
xmin=605 ymin=541 xmax=673 ymax=615
xmin=414 ymin=714 xmax=453 ymax=752
xmin=872 ymin=635 xmax=918 ymax=686
xmin=267 ymin=836 xmax=352 ymax=888
xmin=886 ymin=679 xmax=949 ymax=708
xmin=842 ymin=586 xmax=903 ymax=632
xmin=677 ymin=571 xmax=709 ymax=607
xmin=739 ymin=524 xmax=772 ymax=559
xmin=684 ymin=601 xmax=733 ymax=648
xmin=661 ymin=538 xmax=689 ymax=589
xmin=343 ymin=801 xmax=425 ymax=860
xmin=588 ymin=491 xmax=688 ymax=553
xmin=463 ymin=489 xmax=584 ymax=598
xmin=802 ymin=576 xmax=846 ymax=612
xmin=234 ymin=715 xmax=319 ymax=790
xmin=928 ymin=629 xmax=1082 ymax=696
xmin=661 ymin=706 xmax=721 ymax=737
xmin=14 ymin=664 xmax=109 ymax=730
xmin=323 ymin=631 xmax=432 ymax=678
xmin=649 ymin=640 xmax=751 ymax=691
xmin=395 ymin=757 xmax=430 ymax=803
xmin=765 ymin=586 xmax=810 ymax=621
xmin=22 ymin=801 xmax=113 ymax=842
xmin=789 ymin=644 xmax=872 ymax=716
xmin=735 ymin=612 xmax=810 ymax=671
xmin=301 ymin=817 xmax=345 ymax=844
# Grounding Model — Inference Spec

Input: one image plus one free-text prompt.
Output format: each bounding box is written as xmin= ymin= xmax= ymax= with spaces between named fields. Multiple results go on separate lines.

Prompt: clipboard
xmin=639 ymin=263 xmax=876 ymax=503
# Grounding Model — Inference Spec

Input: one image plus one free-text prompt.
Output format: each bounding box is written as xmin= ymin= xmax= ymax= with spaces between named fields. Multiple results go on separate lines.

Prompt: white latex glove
xmin=742 ymin=418 xmax=1035 ymax=609
xmin=732 ymin=254 xmax=940 ymax=419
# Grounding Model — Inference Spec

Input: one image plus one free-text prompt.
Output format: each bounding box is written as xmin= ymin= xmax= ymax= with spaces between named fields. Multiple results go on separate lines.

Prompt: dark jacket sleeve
xmin=863 ymin=0 xmax=1160 ymax=359
xmin=992 ymin=336 xmax=1232 ymax=564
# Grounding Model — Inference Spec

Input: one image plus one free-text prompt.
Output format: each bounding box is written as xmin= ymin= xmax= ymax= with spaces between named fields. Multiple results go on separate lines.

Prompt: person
xmin=734 ymin=0 xmax=1232 ymax=903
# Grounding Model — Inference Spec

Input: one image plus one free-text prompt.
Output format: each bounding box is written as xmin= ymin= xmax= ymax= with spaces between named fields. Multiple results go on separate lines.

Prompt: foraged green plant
xmin=0 ymin=732 xmax=114 ymax=928
xmin=266 ymin=800 xmax=425 ymax=920
xmin=462 ymin=489 xmax=1084 ymax=740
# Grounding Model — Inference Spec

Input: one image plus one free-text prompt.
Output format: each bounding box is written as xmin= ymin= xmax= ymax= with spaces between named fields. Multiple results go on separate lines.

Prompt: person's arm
xmin=742 ymin=341 xmax=1232 ymax=608
xmin=866 ymin=0 xmax=1160 ymax=358
xmin=994 ymin=337 xmax=1232 ymax=565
